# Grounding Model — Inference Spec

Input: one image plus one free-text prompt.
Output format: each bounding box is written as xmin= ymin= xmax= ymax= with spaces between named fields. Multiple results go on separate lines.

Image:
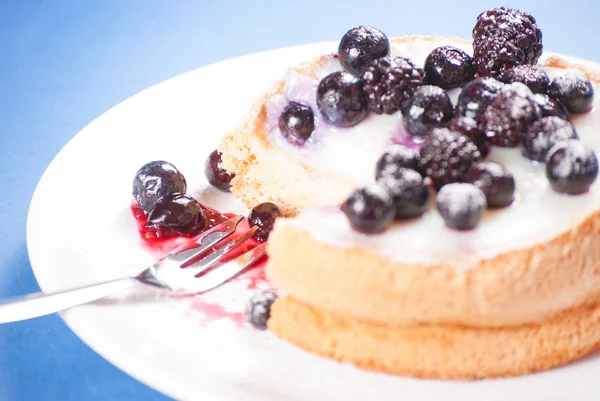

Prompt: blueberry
xmin=246 ymin=290 xmax=277 ymax=330
xmin=133 ymin=161 xmax=187 ymax=213
xmin=402 ymin=85 xmax=453 ymax=136
xmin=378 ymin=168 xmax=430 ymax=219
xmin=548 ymin=69 xmax=595 ymax=114
xmin=533 ymin=93 xmax=568 ymax=120
xmin=456 ymin=77 xmax=504 ymax=119
xmin=436 ymin=183 xmax=487 ymax=230
xmin=317 ymin=71 xmax=368 ymax=127
xmin=205 ymin=150 xmax=235 ymax=191
xmin=375 ymin=145 xmax=420 ymax=179
xmin=248 ymin=202 xmax=282 ymax=242
xmin=424 ymin=46 xmax=474 ymax=89
xmin=338 ymin=26 xmax=390 ymax=76
xmin=278 ymin=102 xmax=315 ymax=145
xmin=341 ymin=183 xmax=395 ymax=233
xmin=522 ymin=117 xmax=578 ymax=162
xmin=463 ymin=162 xmax=515 ymax=208
xmin=146 ymin=193 xmax=206 ymax=237
xmin=546 ymin=140 xmax=598 ymax=194
xmin=498 ymin=65 xmax=550 ymax=94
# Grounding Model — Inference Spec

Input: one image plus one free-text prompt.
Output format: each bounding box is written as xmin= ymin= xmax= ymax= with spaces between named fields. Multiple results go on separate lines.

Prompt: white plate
xmin=27 ymin=42 xmax=600 ymax=401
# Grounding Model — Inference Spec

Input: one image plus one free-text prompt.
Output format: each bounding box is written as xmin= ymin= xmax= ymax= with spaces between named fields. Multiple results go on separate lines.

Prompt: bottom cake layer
xmin=268 ymin=296 xmax=600 ymax=379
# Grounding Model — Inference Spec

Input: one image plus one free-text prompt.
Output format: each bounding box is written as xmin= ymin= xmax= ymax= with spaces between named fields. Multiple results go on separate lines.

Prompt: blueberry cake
xmin=220 ymin=7 xmax=600 ymax=379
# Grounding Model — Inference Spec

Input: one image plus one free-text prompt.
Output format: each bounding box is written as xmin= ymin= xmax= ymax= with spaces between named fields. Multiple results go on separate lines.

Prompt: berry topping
xmin=338 ymin=26 xmax=390 ymax=76
xmin=278 ymin=102 xmax=315 ymax=145
xmin=317 ymin=71 xmax=367 ymax=127
xmin=482 ymin=83 xmax=541 ymax=147
xmin=375 ymin=145 xmax=420 ymax=179
xmin=401 ymin=85 xmax=453 ymax=136
xmin=246 ymin=290 xmax=277 ymax=330
xmin=437 ymin=183 xmax=487 ymax=230
xmin=146 ymin=193 xmax=206 ymax=237
xmin=248 ymin=202 xmax=282 ymax=242
xmin=133 ymin=161 xmax=187 ymax=213
xmin=424 ymin=46 xmax=475 ymax=89
xmin=445 ymin=116 xmax=489 ymax=157
xmin=418 ymin=128 xmax=482 ymax=189
xmin=341 ymin=184 xmax=395 ymax=233
xmin=533 ymin=94 xmax=568 ymax=120
xmin=546 ymin=140 xmax=599 ymax=194
xmin=456 ymin=77 xmax=504 ymax=119
xmin=472 ymin=7 xmax=543 ymax=77
xmin=463 ymin=162 xmax=515 ymax=208
xmin=522 ymin=117 xmax=578 ymax=162
xmin=499 ymin=65 xmax=550 ymax=94
xmin=547 ymin=69 xmax=595 ymax=114
xmin=377 ymin=168 xmax=430 ymax=219
xmin=205 ymin=150 xmax=235 ymax=191
xmin=362 ymin=56 xmax=427 ymax=114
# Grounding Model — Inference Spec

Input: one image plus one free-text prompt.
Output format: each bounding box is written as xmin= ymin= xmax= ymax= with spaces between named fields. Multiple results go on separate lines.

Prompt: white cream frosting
xmin=267 ymin=38 xmax=600 ymax=268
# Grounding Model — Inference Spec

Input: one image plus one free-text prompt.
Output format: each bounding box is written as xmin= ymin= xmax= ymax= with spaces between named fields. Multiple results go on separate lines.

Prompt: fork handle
xmin=0 ymin=277 xmax=138 ymax=324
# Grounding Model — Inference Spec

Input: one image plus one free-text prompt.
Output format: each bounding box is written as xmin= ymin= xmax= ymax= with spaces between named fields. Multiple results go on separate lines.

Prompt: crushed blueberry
xmin=146 ymin=193 xmax=206 ymax=237
xmin=402 ymin=85 xmax=454 ymax=136
xmin=246 ymin=290 xmax=278 ymax=330
xmin=546 ymin=140 xmax=599 ymax=194
xmin=133 ymin=161 xmax=187 ymax=213
xmin=205 ymin=150 xmax=235 ymax=191
xmin=341 ymin=183 xmax=395 ymax=233
xmin=424 ymin=46 xmax=475 ymax=89
xmin=338 ymin=26 xmax=390 ymax=76
xmin=463 ymin=161 xmax=515 ymax=208
xmin=522 ymin=117 xmax=578 ymax=162
xmin=437 ymin=183 xmax=487 ymax=230
xmin=317 ymin=71 xmax=367 ymax=127
xmin=248 ymin=202 xmax=282 ymax=242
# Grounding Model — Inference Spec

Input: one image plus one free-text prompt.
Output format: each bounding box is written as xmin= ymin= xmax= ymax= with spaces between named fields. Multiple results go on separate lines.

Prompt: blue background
xmin=0 ymin=1 xmax=597 ymax=400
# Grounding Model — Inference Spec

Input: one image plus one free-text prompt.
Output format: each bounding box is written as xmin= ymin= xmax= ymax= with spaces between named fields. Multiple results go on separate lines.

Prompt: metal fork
xmin=0 ymin=216 xmax=266 ymax=324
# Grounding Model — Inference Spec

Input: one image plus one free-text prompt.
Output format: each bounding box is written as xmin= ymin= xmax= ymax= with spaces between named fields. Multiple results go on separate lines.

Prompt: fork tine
xmin=191 ymin=242 xmax=267 ymax=294
xmin=180 ymin=225 xmax=259 ymax=273
xmin=166 ymin=216 xmax=243 ymax=263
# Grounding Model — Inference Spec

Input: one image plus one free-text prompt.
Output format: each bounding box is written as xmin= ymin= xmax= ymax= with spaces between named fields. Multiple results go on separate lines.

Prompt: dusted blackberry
xmin=246 ymin=290 xmax=277 ymax=330
xmin=437 ymin=183 xmax=487 ymax=230
xmin=375 ymin=145 xmax=420 ymax=180
xmin=377 ymin=168 xmax=430 ymax=219
xmin=341 ymin=183 xmax=395 ymax=233
xmin=401 ymin=85 xmax=453 ymax=136
xmin=418 ymin=128 xmax=482 ymax=189
xmin=424 ymin=46 xmax=475 ymax=89
xmin=463 ymin=161 xmax=515 ymax=208
xmin=482 ymin=83 xmax=541 ymax=147
xmin=338 ymin=26 xmax=390 ymax=76
xmin=534 ymin=94 xmax=568 ymax=120
xmin=522 ymin=117 xmax=578 ymax=162
xmin=456 ymin=77 xmax=504 ymax=119
xmin=546 ymin=140 xmax=599 ymax=194
xmin=472 ymin=7 xmax=543 ymax=77
xmin=362 ymin=56 xmax=427 ymax=114
xmin=548 ymin=69 xmax=595 ymax=114
xmin=317 ymin=71 xmax=368 ymax=127
xmin=445 ymin=116 xmax=489 ymax=157
xmin=278 ymin=102 xmax=314 ymax=146
xmin=499 ymin=65 xmax=550 ymax=94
